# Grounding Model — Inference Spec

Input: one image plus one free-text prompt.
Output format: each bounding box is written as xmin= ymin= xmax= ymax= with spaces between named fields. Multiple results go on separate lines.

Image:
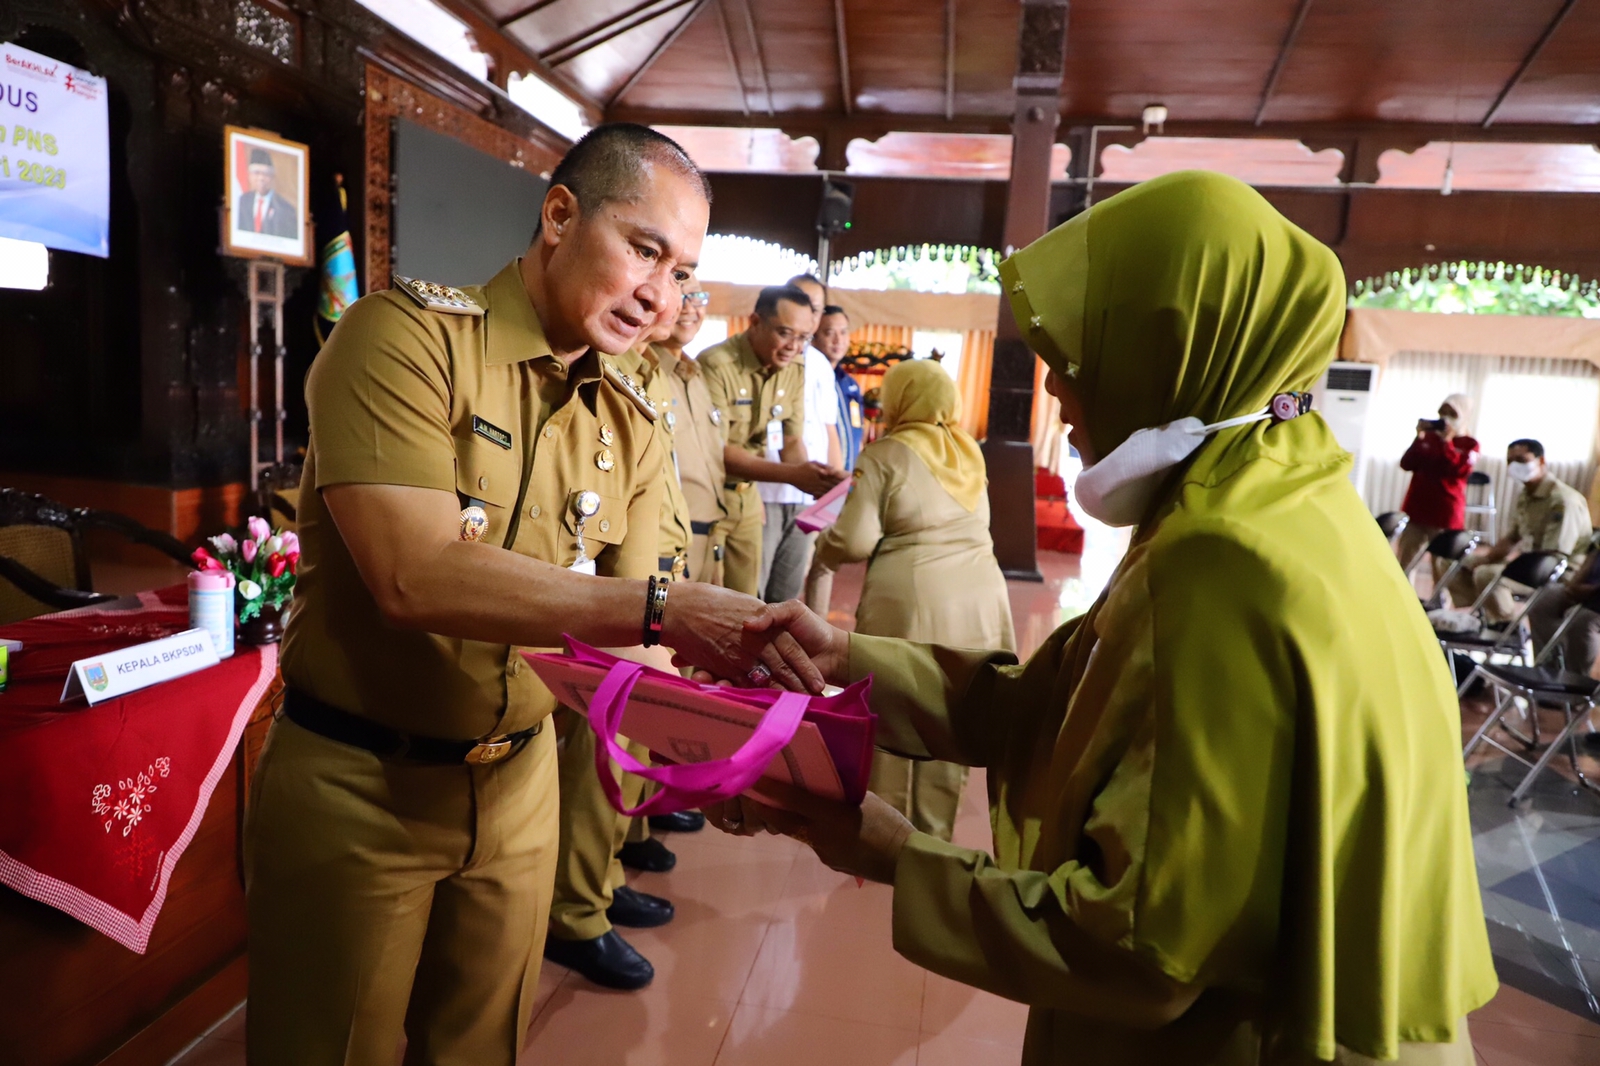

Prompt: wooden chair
xmin=0 ymin=488 xmax=192 ymax=624
xmin=252 ymin=461 xmax=303 ymax=532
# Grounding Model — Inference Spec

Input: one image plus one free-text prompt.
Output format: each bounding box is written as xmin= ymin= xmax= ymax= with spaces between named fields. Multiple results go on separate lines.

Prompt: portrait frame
xmin=222 ymin=125 xmax=312 ymax=266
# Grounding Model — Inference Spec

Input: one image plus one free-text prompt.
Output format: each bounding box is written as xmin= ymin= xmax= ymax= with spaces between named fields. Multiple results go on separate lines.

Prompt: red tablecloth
xmin=0 ymin=586 xmax=276 ymax=953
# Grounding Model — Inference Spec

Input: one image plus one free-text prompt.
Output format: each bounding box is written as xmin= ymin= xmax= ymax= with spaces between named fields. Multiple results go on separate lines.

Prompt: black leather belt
xmin=725 ymin=480 xmax=752 ymax=492
xmin=283 ymin=688 xmax=542 ymax=766
xmin=658 ymin=555 xmax=689 ymax=580
xmin=690 ymin=520 xmax=715 ymax=535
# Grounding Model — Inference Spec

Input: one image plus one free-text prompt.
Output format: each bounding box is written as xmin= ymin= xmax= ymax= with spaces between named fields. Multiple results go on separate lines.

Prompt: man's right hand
xmin=790 ymin=461 xmax=846 ymax=498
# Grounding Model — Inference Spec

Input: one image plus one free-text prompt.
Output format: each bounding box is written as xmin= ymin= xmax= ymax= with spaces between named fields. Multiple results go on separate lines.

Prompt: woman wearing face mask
xmin=715 ymin=171 xmax=1495 ymax=1064
xmin=1394 ymin=395 xmax=1479 ymax=572
xmin=803 ymin=358 xmax=1015 ymax=842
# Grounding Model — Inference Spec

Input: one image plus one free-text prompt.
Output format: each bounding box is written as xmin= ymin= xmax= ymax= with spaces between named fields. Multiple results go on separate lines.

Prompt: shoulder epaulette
xmin=600 ymin=358 xmax=659 ymax=422
xmin=391 ymin=276 xmax=485 ymax=316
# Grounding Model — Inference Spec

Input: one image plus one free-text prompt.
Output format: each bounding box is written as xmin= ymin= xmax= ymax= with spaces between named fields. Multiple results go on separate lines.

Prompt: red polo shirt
xmin=1399 ymin=433 xmax=1479 ymax=529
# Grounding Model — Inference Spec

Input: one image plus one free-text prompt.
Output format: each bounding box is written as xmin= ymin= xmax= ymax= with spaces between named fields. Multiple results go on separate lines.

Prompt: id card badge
xmin=569 ymin=556 xmax=597 ymax=576
xmin=765 ymin=418 xmax=784 ymax=459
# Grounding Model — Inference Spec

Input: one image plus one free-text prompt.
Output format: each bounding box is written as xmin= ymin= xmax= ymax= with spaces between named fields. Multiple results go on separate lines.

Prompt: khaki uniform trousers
xmin=550 ymin=709 xmax=650 ymax=941
xmin=721 ymin=482 xmax=764 ymax=595
xmin=245 ymin=715 xmax=559 ymax=1066
xmin=868 ymin=751 xmax=968 ymax=843
xmin=1447 ymin=559 xmax=1524 ymax=621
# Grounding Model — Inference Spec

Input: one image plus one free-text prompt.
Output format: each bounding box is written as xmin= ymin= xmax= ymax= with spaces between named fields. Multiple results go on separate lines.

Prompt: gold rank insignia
xmin=392 ymin=276 xmax=485 ymax=315
xmin=600 ymin=359 xmax=659 ymax=422
xmin=598 ymin=423 xmax=615 ymax=446
xmin=595 ymin=449 xmax=615 ymax=471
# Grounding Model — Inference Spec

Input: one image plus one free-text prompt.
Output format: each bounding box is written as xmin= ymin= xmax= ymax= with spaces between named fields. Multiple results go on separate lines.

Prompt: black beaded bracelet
xmin=642 ymin=574 xmax=668 ymax=647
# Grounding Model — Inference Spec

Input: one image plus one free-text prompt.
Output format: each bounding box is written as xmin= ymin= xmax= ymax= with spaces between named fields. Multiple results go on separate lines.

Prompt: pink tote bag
xmin=524 ymin=638 xmax=876 ymax=817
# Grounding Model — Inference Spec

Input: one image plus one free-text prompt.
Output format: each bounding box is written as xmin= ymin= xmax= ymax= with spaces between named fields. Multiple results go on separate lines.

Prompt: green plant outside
xmin=1350 ymin=262 xmax=1600 ymax=318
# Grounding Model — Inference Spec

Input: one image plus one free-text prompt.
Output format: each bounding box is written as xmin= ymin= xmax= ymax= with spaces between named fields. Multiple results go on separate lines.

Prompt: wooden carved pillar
xmin=984 ymin=0 xmax=1068 ymax=580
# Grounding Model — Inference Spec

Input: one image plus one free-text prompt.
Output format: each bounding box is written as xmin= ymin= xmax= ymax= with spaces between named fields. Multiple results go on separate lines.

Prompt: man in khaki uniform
xmin=655 ymin=286 xmax=729 ymax=586
xmin=246 ymin=124 xmax=822 ymax=1066
xmin=1448 ymin=437 xmax=1593 ymax=619
xmin=543 ymin=315 xmax=689 ymax=992
xmin=699 ymin=285 xmax=844 ymax=596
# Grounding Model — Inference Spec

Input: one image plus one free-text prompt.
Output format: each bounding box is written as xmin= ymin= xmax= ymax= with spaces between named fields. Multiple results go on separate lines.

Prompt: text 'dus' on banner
xmin=0 ymin=42 xmax=110 ymax=258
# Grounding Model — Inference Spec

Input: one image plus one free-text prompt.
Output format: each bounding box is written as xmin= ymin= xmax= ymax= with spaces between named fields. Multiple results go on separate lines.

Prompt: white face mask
xmin=1074 ymin=410 xmax=1272 ymax=527
xmin=1506 ymin=459 xmax=1538 ymax=484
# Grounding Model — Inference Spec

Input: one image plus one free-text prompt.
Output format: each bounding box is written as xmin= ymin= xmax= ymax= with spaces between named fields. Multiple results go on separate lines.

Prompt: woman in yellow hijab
xmin=805 ymin=358 xmax=1015 ymax=841
xmin=716 ymin=171 xmax=1496 ymax=1064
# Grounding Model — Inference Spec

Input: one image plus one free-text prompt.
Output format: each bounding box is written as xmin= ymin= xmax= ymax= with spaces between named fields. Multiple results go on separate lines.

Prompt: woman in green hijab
xmin=712 ymin=171 xmax=1496 ymax=1064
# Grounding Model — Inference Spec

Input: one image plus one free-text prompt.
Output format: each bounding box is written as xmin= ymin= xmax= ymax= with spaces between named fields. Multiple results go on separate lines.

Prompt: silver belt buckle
xmin=465 ymin=735 xmax=513 ymax=765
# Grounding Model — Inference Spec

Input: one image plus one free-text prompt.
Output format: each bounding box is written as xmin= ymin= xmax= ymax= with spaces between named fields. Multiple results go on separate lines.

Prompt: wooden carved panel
xmin=363 ymin=62 xmax=565 ymax=292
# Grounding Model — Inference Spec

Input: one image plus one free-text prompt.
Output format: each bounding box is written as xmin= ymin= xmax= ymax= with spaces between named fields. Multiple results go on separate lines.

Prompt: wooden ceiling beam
xmin=495 ymin=0 xmax=567 ymax=29
xmin=1481 ymin=0 xmax=1580 ymax=128
xmin=1254 ymin=0 xmax=1315 ymax=127
xmin=713 ymin=0 xmax=751 ymax=116
xmin=545 ymin=0 xmax=697 ymax=67
xmin=833 ymin=0 xmax=852 ymax=116
xmin=538 ymin=0 xmax=677 ymax=63
xmin=607 ymin=0 xmax=710 ymax=107
xmin=733 ymin=0 xmax=775 ymax=116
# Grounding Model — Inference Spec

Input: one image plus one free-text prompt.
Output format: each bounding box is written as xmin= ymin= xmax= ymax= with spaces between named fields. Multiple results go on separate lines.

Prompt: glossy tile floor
xmin=169 ymin=534 xmax=1600 ymax=1065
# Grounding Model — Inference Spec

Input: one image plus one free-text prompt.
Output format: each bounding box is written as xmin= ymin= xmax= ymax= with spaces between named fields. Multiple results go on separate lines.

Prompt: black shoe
xmin=607 ymin=885 xmax=675 ymax=928
xmin=649 ymin=810 xmax=706 ymax=833
xmin=618 ymin=837 xmax=677 ymax=873
xmin=543 ymin=929 xmax=654 ymax=990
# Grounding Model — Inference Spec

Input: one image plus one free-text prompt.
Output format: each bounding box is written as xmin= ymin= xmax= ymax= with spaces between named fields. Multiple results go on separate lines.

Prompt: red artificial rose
xmin=190 ymin=547 xmax=224 ymax=571
xmin=266 ymin=552 xmax=287 ymax=579
xmin=287 ymin=551 xmax=300 ymax=575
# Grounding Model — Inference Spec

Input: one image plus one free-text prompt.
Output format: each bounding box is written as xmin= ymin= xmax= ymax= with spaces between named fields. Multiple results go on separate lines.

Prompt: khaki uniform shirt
xmin=698 ymin=331 xmax=805 ymax=478
xmin=283 ymin=261 xmax=666 ymax=740
xmin=1511 ymin=474 xmax=1592 ymax=557
xmin=652 ymin=343 xmax=728 ymax=529
xmin=615 ymin=344 xmax=691 ymax=576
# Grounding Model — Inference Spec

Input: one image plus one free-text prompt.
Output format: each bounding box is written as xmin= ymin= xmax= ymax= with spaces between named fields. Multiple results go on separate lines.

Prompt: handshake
xmin=657 ymin=583 xmax=847 ymax=695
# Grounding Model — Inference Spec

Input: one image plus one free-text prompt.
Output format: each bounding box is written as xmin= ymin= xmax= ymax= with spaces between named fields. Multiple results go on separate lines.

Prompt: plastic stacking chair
xmin=1437 ymin=551 xmax=1569 ymax=695
xmin=1376 ymin=511 xmax=1408 ymax=546
xmin=1464 ymin=471 xmax=1497 ymax=535
xmin=1407 ymin=529 xmax=1480 ymax=607
xmin=1463 ymin=587 xmax=1600 ymax=806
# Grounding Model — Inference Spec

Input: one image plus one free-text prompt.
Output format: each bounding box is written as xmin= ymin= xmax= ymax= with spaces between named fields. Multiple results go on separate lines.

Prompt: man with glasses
xmin=699 ymin=285 xmax=844 ymax=595
xmin=654 ymin=286 xmax=730 ymax=586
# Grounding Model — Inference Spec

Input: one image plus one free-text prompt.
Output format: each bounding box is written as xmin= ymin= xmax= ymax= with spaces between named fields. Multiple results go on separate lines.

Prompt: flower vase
xmin=239 ymin=601 xmax=289 ymax=645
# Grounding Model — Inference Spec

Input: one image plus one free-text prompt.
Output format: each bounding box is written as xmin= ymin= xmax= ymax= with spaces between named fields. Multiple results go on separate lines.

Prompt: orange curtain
xmin=1030 ymin=356 xmax=1064 ymax=471
xmin=956 ymin=328 xmax=994 ymax=439
xmin=726 ymin=313 xmax=752 ymax=337
xmin=851 ymin=323 xmax=915 ymax=350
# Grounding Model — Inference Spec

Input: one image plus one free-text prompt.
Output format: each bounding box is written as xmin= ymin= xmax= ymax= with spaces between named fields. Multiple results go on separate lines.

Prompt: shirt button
xmin=509 ymin=658 xmax=522 ymax=676
xmin=543 ymin=427 xmax=553 ymax=439
xmin=599 ymin=519 xmax=610 ymax=533
xmin=478 ymin=475 xmax=488 ymax=490
xmin=528 ymin=504 xmax=541 ymax=519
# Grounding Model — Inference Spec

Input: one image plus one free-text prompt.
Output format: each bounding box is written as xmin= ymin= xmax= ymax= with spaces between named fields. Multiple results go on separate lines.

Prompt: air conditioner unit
xmin=1313 ymin=361 xmax=1379 ymax=495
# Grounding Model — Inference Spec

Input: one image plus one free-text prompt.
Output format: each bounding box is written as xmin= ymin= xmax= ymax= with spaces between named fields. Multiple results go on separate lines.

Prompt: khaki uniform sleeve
xmin=813 ymin=448 xmax=889 ymax=571
xmin=307 ymin=295 xmax=457 ymax=492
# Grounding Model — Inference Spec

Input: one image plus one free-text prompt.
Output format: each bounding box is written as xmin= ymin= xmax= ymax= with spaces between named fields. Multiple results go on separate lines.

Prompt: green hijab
xmin=1000 ymin=170 xmax=1345 ymax=458
xmin=993 ymin=172 xmax=1496 ymax=1058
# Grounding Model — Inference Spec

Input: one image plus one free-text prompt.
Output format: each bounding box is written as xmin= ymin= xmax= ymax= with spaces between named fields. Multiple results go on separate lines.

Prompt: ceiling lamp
xmin=1141 ymin=104 xmax=1168 ymax=135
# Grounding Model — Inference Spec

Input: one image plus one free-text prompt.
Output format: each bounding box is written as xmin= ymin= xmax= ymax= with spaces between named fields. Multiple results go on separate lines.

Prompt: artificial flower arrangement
xmin=190 ymin=516 xmax=299 ymax=623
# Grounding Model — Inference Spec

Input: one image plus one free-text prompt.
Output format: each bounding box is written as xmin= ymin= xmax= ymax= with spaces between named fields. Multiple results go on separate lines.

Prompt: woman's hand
xmin=704 ymin=784 xmax=916 ymax=886
xmin=741 ymin=599 xmax=851 ymax=689
xmin=662 ymin=581 xmax=824 ymax=693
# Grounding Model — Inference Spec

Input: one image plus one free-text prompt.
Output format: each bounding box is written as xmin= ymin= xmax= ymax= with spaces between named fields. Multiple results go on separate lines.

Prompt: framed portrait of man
xmin=222 ymin=126 xmax=311 ymax=265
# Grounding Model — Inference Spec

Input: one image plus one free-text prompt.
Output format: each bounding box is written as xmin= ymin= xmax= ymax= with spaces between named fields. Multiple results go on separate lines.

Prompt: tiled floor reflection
xmin=171 ymin=546 xmax=1600 ymax=1065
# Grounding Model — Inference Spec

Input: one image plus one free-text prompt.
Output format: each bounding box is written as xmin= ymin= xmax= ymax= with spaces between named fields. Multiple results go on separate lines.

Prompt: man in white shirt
xmin=759 ymin=275 xmax=843 ymax=602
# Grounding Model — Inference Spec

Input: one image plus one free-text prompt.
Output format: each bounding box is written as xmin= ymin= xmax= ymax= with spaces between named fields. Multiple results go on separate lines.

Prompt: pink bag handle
xmin=588 ymin=659 xmax=810 ymax=817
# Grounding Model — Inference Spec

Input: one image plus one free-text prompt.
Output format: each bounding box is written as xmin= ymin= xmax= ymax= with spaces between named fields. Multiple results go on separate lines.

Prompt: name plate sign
xmin=61 ymin=628 xmax=220 ymax=706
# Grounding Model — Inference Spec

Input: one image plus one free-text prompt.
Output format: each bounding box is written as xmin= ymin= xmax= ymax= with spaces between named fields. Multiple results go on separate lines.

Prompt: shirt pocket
xmin=454 ymin=431 xmax=520 ymax=512
xmin=562 ymin=490 xmax=629 ymax=551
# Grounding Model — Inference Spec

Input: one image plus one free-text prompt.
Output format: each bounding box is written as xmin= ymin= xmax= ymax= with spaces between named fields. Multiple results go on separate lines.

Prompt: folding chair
xmin=1406 ymin=529 xmax=1479 ymax=607
xmin=1436 ymin=551 xmax=1568 ymax=695
xmin=1376 ymin=511 xmax=1408 ymax=547
xmin=1463 ymin=471 xmax=1496 ymax=535
xmin=1463 ymin=587 xmax=1600 ymax=806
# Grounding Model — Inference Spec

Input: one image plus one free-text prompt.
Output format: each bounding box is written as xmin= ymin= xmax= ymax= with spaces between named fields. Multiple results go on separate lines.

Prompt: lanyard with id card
xmin=569 ymin=490 xmax=600 ymax=576
xmin=764 ymin=418 xmax=784 ymax=461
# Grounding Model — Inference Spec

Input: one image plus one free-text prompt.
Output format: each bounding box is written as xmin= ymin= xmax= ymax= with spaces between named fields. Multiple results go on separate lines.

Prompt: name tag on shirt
xmin=569 ymin=556 xmax=597 ymax=576
xmin=765 ymin=418 xmax=784 ymax=458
